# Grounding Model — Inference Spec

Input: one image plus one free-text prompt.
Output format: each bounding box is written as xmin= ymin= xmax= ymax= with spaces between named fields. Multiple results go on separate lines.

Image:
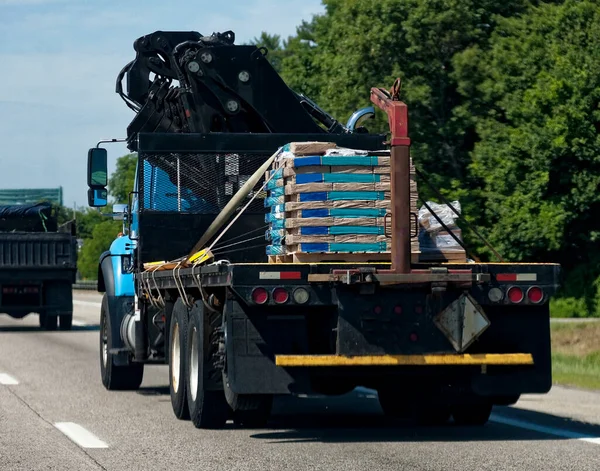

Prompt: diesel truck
xmin=86 ymin=30 xmax=560 ymax=429
xmin=0 ymin=202 xmax=77 ymax=330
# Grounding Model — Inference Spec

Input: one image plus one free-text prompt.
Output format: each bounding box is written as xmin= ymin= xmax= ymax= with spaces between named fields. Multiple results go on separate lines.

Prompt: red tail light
xmin=507 ymin=286 xmax=524 ymax=303
xmin=272 ymin=287 xmax=289 ymax=304
xmin=251 ymin=287 xmax=268 ymax=305
xmin=527 ymin=286 xmax=544 ymax=304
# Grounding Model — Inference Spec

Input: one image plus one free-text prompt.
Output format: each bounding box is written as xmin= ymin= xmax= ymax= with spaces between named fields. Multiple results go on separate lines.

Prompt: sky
xmin=0 ymin=0 xmax=324 ymax=208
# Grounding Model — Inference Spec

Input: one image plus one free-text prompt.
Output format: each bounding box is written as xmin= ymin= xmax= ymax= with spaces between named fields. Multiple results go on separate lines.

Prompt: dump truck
xmin=0 ymin=202 xmax=77 ymax=330
xmin=86 ymin=30 xmax=561 ymax=428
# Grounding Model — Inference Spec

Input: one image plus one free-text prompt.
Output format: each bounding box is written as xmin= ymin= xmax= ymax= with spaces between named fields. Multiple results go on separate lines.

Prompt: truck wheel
xmin=377 ymin=388 xmax=412 ymax=419
xmin=186 ymin=301 xmax=229 ymax=429
xmin=169 ymin=299 xmax=190 ymax=420
xmin=378 ymin=388 xmax=450 ymax=425
xmin=100 ymin=294 xmax=144 ymax=390
xmin=415 ymin=404 xmax=452 ymax=426
xmin=59 ymin=312 xmax=73 ymax=331
xmin=40 ymin=313 xmax=58 ymax=331
xmin=452 ymin=403 xmax=493 ymax=426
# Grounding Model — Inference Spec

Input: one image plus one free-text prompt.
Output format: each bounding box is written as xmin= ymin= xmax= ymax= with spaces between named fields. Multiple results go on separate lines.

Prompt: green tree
xmin=454 ymin=0 xmax=600 ymax=314
xmin=108 ymin=153 xmax=137 ymax=204
xmin=77 ymin=219 xmax=121 ymax=279
xmin=279 ymin=0 xmax=530 ymax=192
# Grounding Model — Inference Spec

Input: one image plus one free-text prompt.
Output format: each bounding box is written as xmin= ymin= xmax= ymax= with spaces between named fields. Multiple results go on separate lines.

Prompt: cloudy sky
xmin=0 ymin=0 xmax=324 ymax=207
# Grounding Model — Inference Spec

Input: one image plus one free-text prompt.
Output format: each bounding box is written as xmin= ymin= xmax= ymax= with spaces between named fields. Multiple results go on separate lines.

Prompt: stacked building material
xmin=417 ymin=200 xmax=467 ymax=262
xmin=265 ymin=142 xmax=420 ymax=262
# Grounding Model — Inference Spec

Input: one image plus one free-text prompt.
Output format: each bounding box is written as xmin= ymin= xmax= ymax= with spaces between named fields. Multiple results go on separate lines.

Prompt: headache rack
xmin=134 ymin=132 xmax=389 ymax=268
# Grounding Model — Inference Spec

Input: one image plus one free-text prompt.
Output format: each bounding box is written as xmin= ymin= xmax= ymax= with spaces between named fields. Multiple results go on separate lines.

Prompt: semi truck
xmin=87 ymin=30 xmax=561 ymax=428
xmin=0 ymin=202 xmax=77 ymax=330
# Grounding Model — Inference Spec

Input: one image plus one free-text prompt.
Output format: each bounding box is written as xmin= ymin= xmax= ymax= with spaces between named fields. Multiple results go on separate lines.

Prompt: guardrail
xmin=73 ymin=280 xmax=98 ymax=290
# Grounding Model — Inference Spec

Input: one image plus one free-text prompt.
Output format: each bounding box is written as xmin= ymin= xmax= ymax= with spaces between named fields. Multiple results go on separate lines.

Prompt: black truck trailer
xmin=87 ymin=30 xmax=560 ymax=429
xmin=0 ymin=202 xmax=77 ymax=330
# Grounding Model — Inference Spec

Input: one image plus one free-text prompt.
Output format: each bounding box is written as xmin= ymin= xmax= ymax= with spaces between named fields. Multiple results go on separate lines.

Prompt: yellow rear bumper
xmin=275 ymin=353 xmax=534 ymax=367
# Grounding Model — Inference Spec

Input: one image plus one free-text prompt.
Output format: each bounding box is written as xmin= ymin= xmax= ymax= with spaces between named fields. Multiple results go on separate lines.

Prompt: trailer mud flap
xmin=224 ymin=298 xmax=310 ymax=395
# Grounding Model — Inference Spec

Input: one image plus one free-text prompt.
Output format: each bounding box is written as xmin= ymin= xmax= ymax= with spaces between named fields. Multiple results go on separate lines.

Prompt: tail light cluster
xmin=488 ymin=285 xmax=545 ymax=304
xmin=251 ymin=287 xmax=310 ymax=305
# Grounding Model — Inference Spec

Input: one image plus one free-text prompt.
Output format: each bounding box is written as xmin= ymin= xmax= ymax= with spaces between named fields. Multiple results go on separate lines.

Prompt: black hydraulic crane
xmin=116 ymin=30 xmax=367 ymax=150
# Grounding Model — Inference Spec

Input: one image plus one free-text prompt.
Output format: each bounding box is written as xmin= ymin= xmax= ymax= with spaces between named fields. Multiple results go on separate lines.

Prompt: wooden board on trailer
xmin=290 ymin=141 xmax=336 ymax=155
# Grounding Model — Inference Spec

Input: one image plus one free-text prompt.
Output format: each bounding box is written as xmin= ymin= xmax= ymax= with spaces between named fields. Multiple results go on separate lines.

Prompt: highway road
xmin=1 ymin=292 xmax=599 ymax=470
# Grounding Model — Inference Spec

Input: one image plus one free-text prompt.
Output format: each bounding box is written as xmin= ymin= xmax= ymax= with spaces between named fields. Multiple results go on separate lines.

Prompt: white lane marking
xmin=0 ymin=373 xmax=19 ymax=385
xmin=73 ymin=300 xmax=102 ymax=308
xmin=54 ymin=422 xmax=108 ymax=449
xmin=72 ymin=320 xmax=88 ymax=327
xmin=490 ymin=414 xmax=600 ymax=445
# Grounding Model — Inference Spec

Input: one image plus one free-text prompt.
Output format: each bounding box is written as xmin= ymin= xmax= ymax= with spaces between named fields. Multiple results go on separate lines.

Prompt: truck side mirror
xmin=88 ymin=188 xmax=108 ymax=207
xmin=87 ymin=148 xmax=108 ymax=188
xmin=112 ymin=203 xmax=128 ymax=220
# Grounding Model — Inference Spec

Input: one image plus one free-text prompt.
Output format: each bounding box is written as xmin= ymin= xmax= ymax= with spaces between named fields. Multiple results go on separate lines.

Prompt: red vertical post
xmin=371 ymin=82 xmax=411 ymax=274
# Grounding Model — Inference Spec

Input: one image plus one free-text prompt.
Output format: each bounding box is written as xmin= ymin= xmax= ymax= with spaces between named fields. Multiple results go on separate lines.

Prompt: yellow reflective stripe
xmin=275 ymin=353 xmax=534 ymax=367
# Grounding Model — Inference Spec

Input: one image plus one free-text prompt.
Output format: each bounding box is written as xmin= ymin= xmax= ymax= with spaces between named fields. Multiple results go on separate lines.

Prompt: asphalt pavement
xmin=1 ymin=291 xmax=599 ymax=471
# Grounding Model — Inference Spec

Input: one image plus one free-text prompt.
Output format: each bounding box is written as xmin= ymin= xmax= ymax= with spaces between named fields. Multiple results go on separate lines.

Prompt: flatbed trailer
xmin=139 ymin=259 xmax=559 ymax=390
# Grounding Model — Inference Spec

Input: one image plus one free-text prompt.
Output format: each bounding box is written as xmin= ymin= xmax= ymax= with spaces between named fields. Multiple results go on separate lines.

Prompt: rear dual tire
xmin=185 ymin=300 xmax=229 ymax=429
xmin=452 ymin=403 xmax=493 ymax=426
xmin=169 ymin=299 xmax=190 ymax=420
xmin=169 ymin=297 xmax=273 ymax=429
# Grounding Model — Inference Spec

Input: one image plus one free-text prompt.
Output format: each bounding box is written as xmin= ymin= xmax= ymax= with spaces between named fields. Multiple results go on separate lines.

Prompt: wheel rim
xmin=101 ymin=315 xmax=108 ymax=367
xmin=171 ymin=322 xmax=180 ymax=393
xmin=189 ymin=326 xmax=199 ymax=402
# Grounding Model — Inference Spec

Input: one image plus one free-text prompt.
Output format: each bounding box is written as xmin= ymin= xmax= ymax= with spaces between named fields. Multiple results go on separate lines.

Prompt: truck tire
xmin=185 ymin=301 xmax=229 ymax=429
xmin=39 ymin=313 xmax=58 ymax=331
xmin=377 ymin=388 xmax=412 ymax=419
xmin=169 ymin=299 xmax=190 ymax=420
xmin=59 ymin=312 xmax=73 ymax=331
xmin=452 ymin=403 xmax=493 ymax=426
xmin=378 ymin=388 xmax=451 ymax=425
xmin=100 ymin=294 xmax=144 ymax=390
xmin=415 ymin=404 xmax=452 ymax=426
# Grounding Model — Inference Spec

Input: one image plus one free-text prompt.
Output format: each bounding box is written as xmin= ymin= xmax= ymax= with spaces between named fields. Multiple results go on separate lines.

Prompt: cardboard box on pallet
xmin=265 ymin=142 xmax=462 ymax=263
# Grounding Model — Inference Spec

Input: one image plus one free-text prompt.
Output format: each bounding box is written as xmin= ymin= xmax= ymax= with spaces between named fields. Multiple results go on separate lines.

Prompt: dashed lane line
xmin=0 ymin=373 xmax=19 ymax=385
xmin=55 ymin=422 xmax=109 ymax=449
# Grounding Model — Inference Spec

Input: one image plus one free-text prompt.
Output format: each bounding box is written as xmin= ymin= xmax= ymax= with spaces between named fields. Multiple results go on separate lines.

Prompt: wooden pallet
xmin=268 ymin=251 xmax=425 ymax=264
xmin=267 ymin=249 xmax=466 ymax=264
